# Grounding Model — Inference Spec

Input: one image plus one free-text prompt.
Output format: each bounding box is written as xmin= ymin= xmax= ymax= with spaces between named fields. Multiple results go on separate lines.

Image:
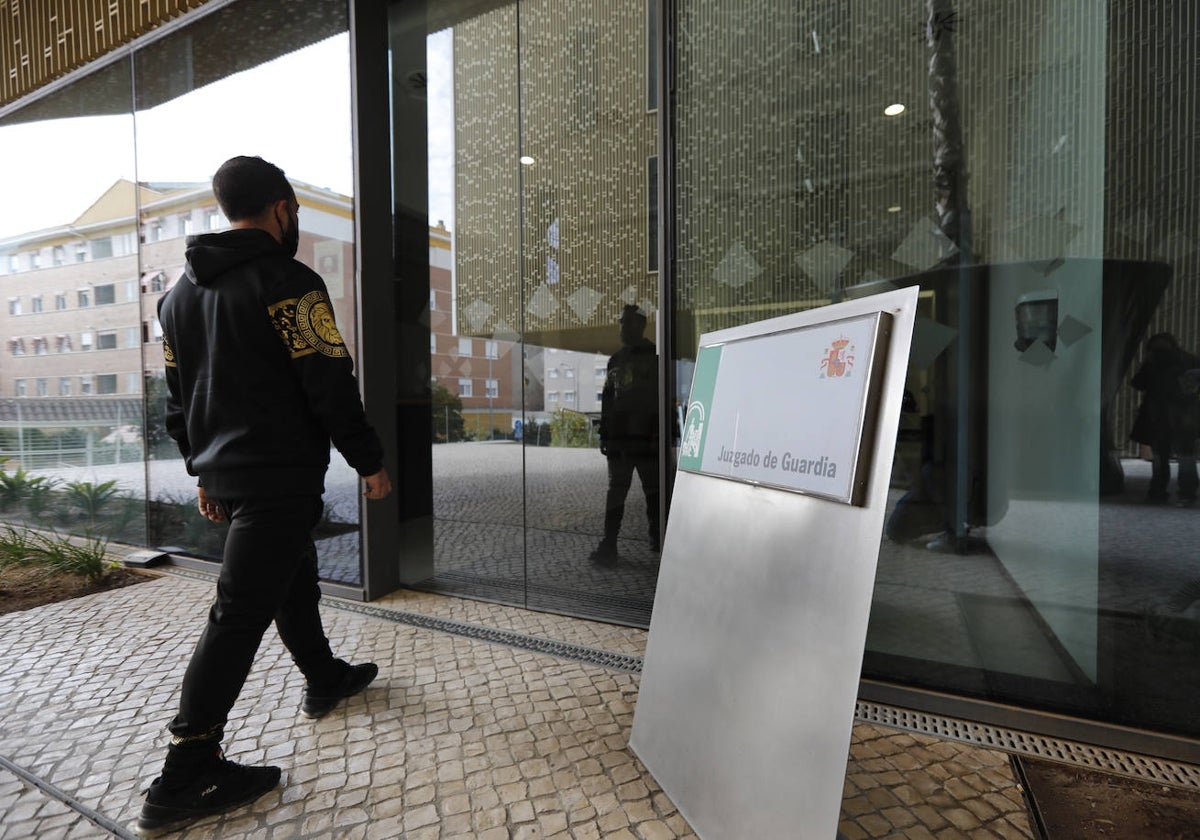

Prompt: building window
xmin=595 ymin=365 xmax=607 ymax=377
xmin=96 ymin=374 xmax=118 ymax=395
xmin=127 ymin=327 xmax=139 ymax=348
xmin=6 ymin=255 xmax=17 ymax=273
xmin=548 ymin=391 xmax=559 ymax=404
xmin=53 ymin=245 xmax=66 ymax=265
xmin=125 ymin=280 xmax=137 ymax=302
xmin=78 ymin=289 xmax=90 ymax=308
xmin=59 ymin=377 xmax=71 ymax=396
xmin=564 ymin=390 xmax=576 ymax=404
xmin=596 ymin=390 xmax=604 ymax=402
xmin=55 ymin=292 xmax=67 ymax=310
xmin=564 ymin=368 xmax=575 ymax=378
xmin=458 ymin=337 xmax=473 ymax=356
xmin=30 ymin=251 xmax=42 ymax=269
xmin=7 ymin=297 xmax=20 ymax=315
xmin=151 ymin=222 xmax=163 ymax=242
xmin=430 ymin=290 xmax=437 ymax=311
xmin=35 ymin=378 xmax=47 ymax=397
xmin=81 ymin=332 xmax=94 ymax=351
xmin=486 ymin=378 xmax=499 ymax=398
xmin=485 ymin=340 xmax=499 ymax=359
xmin=57 ymin=335 xmax=72 ymax=353
xmin=79 ymin=377 xmax=92 ymax=396
xmin=648 ymin=155 xmax=659 ymax=272
xmin=32 ymin=337 xmax=48 ymax=355
xmin=30 ymin=295 xmax=42 ymax=313
xmin=152 ymin=319 xmax=163 ymax=340
xmin=15 ymin=379 xmax=25 ymax=397
xmin=90 ymin=237 xmax=113 ymax=259
xmin=206 ymin=210 xmax=220 ymax=231
xmin=74 ymin=242 xmax=87 ymax=262
xmin=10 ymin=338 xmax=25 ymax=356
xmin=458 ymin=378 xmax=473 ymax=398
xmin=127 ymin=373 xmax=140 ymax=393
xmin=548 ymin=369 xmax=559 ymax=379
xmin=97 ymin=331 xmax=118 ymax=350
xmin=430 ymin=334 xmax=437 ymax=354
xmin=180 ymin=215 xmax=193 ymax=236
xmin=95 ymin=284 xmax=115 ymax=306
xmin=646 ymin=0 xmax=658 ymax=111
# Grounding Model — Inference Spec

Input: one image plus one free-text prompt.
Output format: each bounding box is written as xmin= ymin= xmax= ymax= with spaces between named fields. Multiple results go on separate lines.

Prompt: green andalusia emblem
xmin=295 ymin=291 xmax=348 ymax=358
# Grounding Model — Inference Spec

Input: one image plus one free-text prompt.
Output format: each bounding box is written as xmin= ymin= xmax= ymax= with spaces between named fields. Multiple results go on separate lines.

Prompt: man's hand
xmin=196 ymin=487 xmax=225 ymax=523
xmin=363 ymin=467 xmax=392 ymax=500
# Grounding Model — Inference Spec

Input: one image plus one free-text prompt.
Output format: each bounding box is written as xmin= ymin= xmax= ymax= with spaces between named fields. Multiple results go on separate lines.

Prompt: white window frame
xmin=457 ymin=378 xmax=473 ymax=398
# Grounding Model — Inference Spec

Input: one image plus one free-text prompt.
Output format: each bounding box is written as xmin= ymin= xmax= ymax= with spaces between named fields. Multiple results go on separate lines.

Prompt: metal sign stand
xmin=630 ymin=288 xmax=918 ymax=840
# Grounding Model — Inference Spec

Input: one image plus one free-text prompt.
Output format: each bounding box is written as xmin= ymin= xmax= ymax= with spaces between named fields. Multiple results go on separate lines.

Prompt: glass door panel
xmin=424 ymin=8 xmax=528 ymax=604
xmin=135 ymin=0 xmax=360 ymax=584
xmin=516 ymin=0 xmax=662 ymax=624
xmin=418 ymin=0 xmax=662 ymax=626
xmin=0 ymin=58 xmax=146 ymax=547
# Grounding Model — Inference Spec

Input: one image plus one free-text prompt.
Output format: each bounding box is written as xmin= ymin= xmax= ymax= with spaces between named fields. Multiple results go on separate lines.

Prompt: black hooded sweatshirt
xmin=158 ymin=228 xmax=383 ymax=498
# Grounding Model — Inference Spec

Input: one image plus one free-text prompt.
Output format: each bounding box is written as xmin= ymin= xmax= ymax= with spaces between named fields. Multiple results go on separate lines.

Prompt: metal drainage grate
xmin=330 ymin=599 xmax=645 ymax=674
xmin=856 ymin=701 xmax=1200 ymax=791
xmin=162 ymin=567 xmax=644 ymax=674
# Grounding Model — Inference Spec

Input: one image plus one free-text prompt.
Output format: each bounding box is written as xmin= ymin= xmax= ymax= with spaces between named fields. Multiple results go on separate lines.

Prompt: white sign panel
xmin=678 ymin=312 xmax=892 ymax=505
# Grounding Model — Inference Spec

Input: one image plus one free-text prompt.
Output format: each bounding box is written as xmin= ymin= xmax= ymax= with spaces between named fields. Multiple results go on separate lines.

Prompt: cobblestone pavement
xmin=0 ymin=574 xmax=1036 ymax=839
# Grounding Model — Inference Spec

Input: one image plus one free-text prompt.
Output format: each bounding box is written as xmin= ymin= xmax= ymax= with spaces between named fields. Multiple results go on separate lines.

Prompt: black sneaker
xmin=301 ymin=661 xmax=378 ymax=719
xmin=589 ymin=540 xmax=619 ymax=568
xmin=135 ymin=756 xmax=280 ymax=837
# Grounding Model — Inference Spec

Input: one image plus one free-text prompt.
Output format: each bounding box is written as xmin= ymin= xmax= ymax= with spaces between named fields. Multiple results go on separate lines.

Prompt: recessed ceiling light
xmin=883 ymin=103 xmax=905 ymax=117
xmin=519 ymin=155 xmax=535 ymax=165
xmin=887 ymin=206 xmax=902 ymax=213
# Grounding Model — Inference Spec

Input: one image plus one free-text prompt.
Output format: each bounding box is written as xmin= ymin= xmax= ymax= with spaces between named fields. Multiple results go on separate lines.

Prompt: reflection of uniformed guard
xmin=591 ymin=305 xmax=660 ymax=567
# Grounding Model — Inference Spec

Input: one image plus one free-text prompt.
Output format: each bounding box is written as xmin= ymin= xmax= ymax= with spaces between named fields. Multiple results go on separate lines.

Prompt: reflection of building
xmin=541 ymin=348 xmax=608 ymax=417
xmin=428 ymin=223 xmax=522 ymax=437
xmin=452 ymin=0 xmax=658 ymax=355
xmin=0 ymin=178 xmax=356 ymax=400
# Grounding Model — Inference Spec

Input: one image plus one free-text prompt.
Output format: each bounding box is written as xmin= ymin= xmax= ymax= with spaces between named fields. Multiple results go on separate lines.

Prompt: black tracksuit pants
xmin=604 ymin=452 xmax=660 ymax=542
xmin=168 ymin=494 xmax=343 ymax=738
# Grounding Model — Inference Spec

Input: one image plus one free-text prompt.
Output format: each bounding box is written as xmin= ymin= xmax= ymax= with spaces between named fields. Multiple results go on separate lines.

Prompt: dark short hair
xmin=211 ymin=156 xmax=294 ymax=221
xmin=620 ymin=304 xmax=647 ymax=325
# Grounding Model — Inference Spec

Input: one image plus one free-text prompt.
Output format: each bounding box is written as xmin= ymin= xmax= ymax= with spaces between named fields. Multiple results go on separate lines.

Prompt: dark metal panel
xmin=352 ymin=0 xmax=403 ymax=599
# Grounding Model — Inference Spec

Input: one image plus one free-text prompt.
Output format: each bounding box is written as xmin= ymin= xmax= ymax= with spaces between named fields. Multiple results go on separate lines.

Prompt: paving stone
xmin=0 ymin=575 xmax=1044 ymax=840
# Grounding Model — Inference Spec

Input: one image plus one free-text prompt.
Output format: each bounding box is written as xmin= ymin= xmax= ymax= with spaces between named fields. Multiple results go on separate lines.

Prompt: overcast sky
xmin=0 ymin=31 xmax=454 ymax=240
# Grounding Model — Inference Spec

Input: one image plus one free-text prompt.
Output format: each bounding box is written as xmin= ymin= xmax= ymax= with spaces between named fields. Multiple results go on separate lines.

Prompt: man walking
xmin=590 ymin=304 xmax=661 ymax=567
xmin=137 ymin=156 xmax=392 ymax=837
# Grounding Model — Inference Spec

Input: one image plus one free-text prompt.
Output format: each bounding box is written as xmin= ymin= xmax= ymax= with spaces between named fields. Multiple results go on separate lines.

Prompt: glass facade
xmin=3 ymin=0 xmax=1198 ymax=753
xmin=670 ymin=1 xmax=1200 ymax=741
xmin=0 ymin=0 xmax=362 ymax=585
xmin=411 ymin=0 xmax=665 ymax=625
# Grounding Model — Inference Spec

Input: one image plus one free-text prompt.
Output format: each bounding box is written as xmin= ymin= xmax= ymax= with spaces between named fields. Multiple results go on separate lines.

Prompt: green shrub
xmin=0 ymin=467 xmax=54 ymax=511
xmin=64 ymin=480 xmax=120 ymax=522
xmin=0 ymin=526 xmax=113 ymax=581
